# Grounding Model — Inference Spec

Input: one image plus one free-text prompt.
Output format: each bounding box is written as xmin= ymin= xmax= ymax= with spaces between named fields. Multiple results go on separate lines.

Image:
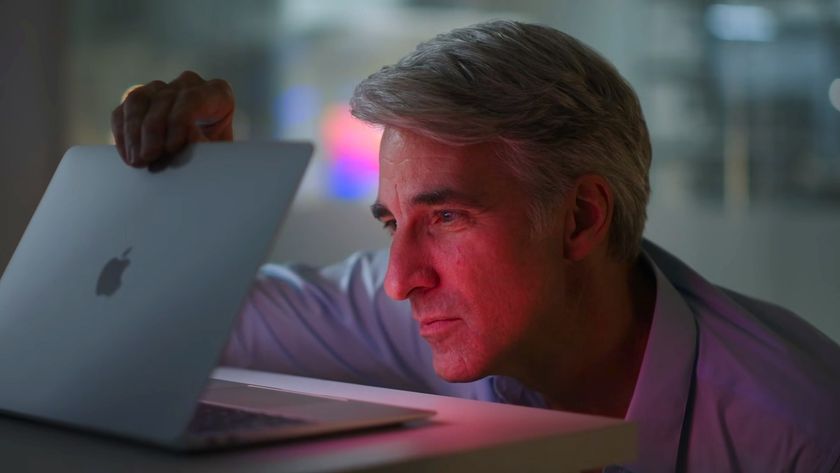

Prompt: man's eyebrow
xmin=410 ymin=188 xmax=484 ymax=208
xmin=370 ymin=188 xmax=485 ymax=220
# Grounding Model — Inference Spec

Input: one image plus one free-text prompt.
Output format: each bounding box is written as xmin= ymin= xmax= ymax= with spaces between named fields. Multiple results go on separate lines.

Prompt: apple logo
xmin=96 ymin=247 xmax=132 ymax=297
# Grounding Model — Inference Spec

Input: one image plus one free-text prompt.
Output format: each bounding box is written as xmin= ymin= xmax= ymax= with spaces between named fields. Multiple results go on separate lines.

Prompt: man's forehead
xmin=380 ymin=127 xmax=456 ymax=165
xmin=375 ymin=126 xmax=523 ymax=203
xmin=379 ymin=128 xmax=504 ymax=174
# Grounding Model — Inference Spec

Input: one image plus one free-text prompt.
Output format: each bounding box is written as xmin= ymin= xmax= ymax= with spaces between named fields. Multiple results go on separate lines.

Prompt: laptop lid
xmin=0 ymin=142 xmax=312 ymax=446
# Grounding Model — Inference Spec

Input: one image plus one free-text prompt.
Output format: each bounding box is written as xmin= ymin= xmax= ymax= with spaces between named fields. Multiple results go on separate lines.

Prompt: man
xmin=112 ymin=20 xmax=840 ymax=473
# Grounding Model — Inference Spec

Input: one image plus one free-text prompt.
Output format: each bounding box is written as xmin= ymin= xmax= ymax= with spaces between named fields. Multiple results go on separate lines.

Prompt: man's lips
xmin=416 ymin=317 xmax=461 ymax=338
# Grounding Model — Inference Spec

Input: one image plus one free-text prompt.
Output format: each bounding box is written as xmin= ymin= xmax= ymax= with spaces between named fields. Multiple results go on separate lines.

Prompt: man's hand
xmin=110 ymin=71 xmax=235 ymax=167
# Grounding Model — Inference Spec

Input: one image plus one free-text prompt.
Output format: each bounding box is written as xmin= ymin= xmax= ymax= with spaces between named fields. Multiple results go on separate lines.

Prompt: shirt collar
xmin=490 ymin=375 xmax=549 ymax=408
xmin=622 ymin=240 xmax=698 ymax=473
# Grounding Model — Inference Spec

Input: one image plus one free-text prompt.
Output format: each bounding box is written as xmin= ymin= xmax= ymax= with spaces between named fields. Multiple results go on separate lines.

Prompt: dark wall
xmin=0 ymin=0 xmax=67 ymax=273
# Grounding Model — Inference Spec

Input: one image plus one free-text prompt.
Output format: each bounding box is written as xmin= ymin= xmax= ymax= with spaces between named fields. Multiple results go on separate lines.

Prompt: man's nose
xmin=384 ymin=229 xmax=439 ymax=300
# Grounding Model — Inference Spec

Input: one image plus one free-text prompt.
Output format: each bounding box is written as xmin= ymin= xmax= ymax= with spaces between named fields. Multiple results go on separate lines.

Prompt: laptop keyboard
xmin=188 ymin=402 xmax=311 ymax=434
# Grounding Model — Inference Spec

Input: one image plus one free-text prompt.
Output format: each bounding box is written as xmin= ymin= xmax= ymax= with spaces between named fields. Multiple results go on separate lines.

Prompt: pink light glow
xmin=322 ymin=104 xmax=382 ymax=173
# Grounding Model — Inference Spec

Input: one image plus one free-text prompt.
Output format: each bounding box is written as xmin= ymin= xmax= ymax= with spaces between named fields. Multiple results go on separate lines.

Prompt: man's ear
xmin=563 ymin=174 xmax=613 ymax=261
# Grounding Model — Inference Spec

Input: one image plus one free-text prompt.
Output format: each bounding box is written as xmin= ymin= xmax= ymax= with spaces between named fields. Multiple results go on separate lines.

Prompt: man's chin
xmin=431 ymin=354 xmax=486 ymax=383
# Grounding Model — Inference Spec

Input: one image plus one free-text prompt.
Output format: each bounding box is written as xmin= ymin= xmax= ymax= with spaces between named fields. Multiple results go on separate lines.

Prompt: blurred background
xmin=2 ymin=0 xmax=839 ymax=341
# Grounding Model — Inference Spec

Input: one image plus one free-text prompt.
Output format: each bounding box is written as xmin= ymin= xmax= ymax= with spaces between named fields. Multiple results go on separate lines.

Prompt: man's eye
xmin=435 ymin=210 xmax=463 ymax=225
xmin=381 ymin=219 xmax=397 ymax=234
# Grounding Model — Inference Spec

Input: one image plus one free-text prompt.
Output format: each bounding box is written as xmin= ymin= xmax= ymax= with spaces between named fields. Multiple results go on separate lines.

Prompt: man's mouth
xmin=417 ymin=317 xmax=461 ymax=338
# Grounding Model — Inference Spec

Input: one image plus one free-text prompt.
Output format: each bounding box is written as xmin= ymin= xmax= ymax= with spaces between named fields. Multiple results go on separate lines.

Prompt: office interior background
xmin=2 ymin=0 xmax=839 ymax=342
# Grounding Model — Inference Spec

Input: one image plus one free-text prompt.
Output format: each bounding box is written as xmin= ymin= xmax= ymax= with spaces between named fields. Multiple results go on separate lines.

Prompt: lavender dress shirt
xmin=222 ymin=240 xmax=840 ymax=472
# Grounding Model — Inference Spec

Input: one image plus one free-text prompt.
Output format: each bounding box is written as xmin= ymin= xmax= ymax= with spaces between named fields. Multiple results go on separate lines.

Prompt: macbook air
xmin=0 ymin=142 xmax=433 ymax=451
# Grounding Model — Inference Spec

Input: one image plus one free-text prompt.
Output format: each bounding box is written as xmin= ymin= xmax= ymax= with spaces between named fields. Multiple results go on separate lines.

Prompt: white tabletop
xmin=0 ymin=367 xmax=636 ymax=472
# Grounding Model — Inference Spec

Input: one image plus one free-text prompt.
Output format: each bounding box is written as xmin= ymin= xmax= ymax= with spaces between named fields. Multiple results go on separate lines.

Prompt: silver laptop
xmin=0 ymin=142 xmax=433 ymax=451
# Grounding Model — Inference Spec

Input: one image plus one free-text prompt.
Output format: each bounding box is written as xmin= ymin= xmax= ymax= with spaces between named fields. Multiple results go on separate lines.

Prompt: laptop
xmin=0 ymin=142 xmax=434 ymax=451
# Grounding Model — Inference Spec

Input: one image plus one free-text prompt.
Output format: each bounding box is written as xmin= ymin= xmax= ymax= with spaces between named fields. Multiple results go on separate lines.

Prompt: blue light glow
xmin=707 ymin=4 xmax=777 ymax=42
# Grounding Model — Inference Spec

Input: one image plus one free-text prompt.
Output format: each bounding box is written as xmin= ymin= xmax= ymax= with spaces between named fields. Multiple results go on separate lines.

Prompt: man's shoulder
xmin=646 ymin=245 xmax=840 ymax=471
xmin=678 ymin=266 xmax=840 ymax=410
xmin=685 ymin=295 xmax=840 ymax=471
xmin=643 ymin=240 xmax=840 ymax=392
xmin=646 ymin=242 xmax=840 ymax=469
xmin=690 ymin=284 xmax=840 ymax=445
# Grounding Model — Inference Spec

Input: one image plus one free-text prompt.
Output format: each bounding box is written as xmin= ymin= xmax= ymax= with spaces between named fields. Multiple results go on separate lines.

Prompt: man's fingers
xmin=139 ymin=87 xmax=177 ymax=164
xmin=110 ymin=104 xmax=127 ymax=164
xmin=165 ymin=87 xmax=205 ymax=154
xmin=164 ymin=81 xmax=234 ymax=154
xmin=201 ymin=79 xmax=235 ymax=140
xmin=111 ymin=72 xmax=235 ymax=166
xmin=121 ymin=81 xmax=166 ymax=166
xmin=122 ymin=90 xmax=150 ymax=166
xmin=168 ymin=70 xmax=205 ymax=89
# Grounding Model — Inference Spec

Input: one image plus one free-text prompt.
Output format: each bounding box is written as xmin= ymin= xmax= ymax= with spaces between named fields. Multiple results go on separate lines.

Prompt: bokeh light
xmin=829 ymin=79 xmax=840 ymax=112
xmin=322 ymin=103 xmax=383 ymax=200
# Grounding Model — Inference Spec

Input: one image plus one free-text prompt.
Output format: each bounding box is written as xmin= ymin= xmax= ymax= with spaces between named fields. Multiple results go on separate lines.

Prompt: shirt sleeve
xmin=219 ymin=249 xmax=487 ymax=398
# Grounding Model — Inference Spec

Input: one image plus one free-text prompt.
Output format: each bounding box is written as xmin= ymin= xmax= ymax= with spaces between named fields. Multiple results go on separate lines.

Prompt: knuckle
xmin=123 ymin=89 xmax=148 ymax=109
xmin=146 ymin=92 xmax=177 ymax=116
xmin=184 ymin=86 xmax=203 ymax=99
xmin=110 ymin=105 xmax=123 ymax=122
xmin=207 ymin=79 xmax=233 ymax=96
xmin=179 ymin=87 xmax=204 ymax=105
xmin=125 ymin=85 xmax=149 ymax=100
xmin=146 ymin=79 xmax=166 ymax=88
xmin=175 ymin=70 xmax=203 ymax=84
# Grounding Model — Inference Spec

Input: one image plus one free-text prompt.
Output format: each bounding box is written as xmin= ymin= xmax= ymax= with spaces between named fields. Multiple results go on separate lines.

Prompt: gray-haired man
xmin=113 ymin=20 xmax=840 ymax=472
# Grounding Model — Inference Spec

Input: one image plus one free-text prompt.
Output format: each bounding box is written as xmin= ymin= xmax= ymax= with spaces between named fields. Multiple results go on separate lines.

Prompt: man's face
xmin=373 ymin=127 xmax=570 ymax=382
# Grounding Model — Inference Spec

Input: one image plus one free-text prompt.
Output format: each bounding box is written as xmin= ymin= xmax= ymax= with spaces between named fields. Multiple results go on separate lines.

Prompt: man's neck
xmin=518 ymin=256 xmax=657 ymax=418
